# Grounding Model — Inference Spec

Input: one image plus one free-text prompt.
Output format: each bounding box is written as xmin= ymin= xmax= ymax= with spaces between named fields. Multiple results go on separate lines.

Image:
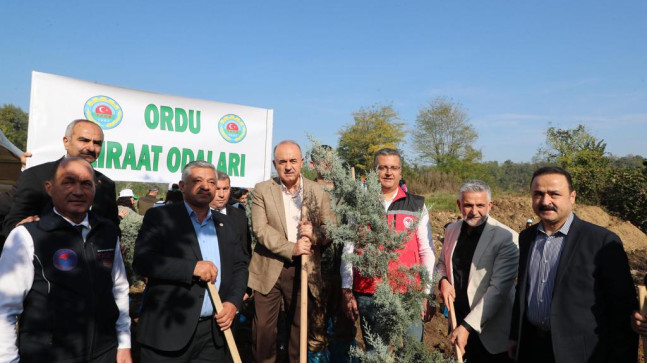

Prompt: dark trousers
xmin=518 ymin=322 xmax=555 ymax=363
xmin=464 ymin=333 xmax=512 ymax=363
xmin=253 ymin=264 xmax=302 ymax=363
xmin=324 ymin=274 xmax=356 ymax=343
xmin=140 ymin=319 xmax=230 ymax=363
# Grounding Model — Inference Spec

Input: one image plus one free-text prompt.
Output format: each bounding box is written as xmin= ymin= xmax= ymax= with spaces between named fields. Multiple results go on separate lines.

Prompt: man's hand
xmin=116 ymin=348 xmax=133 ymax=363
xmin=341 ymin=288 xmax=358 ymax=321
xmin=508 ymin=340 xmax=518 ymax=360
xmin=292 ymin=236 xmax=312 ymax=256
xmin=298 ymin=220 xmax=314 ymax=241
xmin=16 ymin=215 xmax=39 ymax=227
xmin=193 ymin=261 xmax=218 ymax=283
xmin=421 ymin=298 xmax=435 ymax=322
xmin=450 ymin=325 xmax=469 ymax=356
xmin=439 ymin=278 xmax=455 ymax=311
xmin=631 ymin=310 xmax=647 ymax=336
xmin=215 ymin=302 xmax=237 ymax=331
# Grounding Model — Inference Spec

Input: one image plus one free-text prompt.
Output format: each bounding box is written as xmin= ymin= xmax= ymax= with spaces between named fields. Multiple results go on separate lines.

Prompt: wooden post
xmin=300 ymin=254 xmax=309 ymax=363
xmin=299 ymin=205 xmax=310 ymax=363
xmin=639 ymin=286 xmax=646 ymax=362
xmin=207 ymin=282 xmax=242 ymax=363
xmin=448 ymin=296 xmax=464 ymax=363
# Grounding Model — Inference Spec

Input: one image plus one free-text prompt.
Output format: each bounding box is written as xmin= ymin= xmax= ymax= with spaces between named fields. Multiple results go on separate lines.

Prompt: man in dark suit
xmin=2 ymin=119 xmax=118 ymax=243
xmin=210 ymin=170 xmax=251 ymax=258
xmin=509 ymin=166 xmax=638 ymax=363
xmin=133 ymin=160 xmax=248 ymax=362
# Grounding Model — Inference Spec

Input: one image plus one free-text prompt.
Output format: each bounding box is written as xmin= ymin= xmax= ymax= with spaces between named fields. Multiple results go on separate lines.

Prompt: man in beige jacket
xmin=249 ymin=140 xmax=334 ymax=363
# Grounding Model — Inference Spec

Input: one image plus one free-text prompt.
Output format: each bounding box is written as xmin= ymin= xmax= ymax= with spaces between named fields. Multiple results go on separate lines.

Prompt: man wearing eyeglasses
xmin=340 ymin=148 xmax=436 ymax=348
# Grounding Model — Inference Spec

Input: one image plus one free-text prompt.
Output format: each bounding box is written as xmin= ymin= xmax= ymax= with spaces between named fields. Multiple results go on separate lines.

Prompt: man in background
xmin=2 ymin=119 xmax=118 ymax=244
xmin=137 ymin=185 xmax=159 ymax=216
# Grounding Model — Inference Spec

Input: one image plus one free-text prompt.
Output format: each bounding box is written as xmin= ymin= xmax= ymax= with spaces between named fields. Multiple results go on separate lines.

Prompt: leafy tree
xmin=537 ymin=124 xmax=609 ymax=204
xmin=609 ymin=154 xmax=645 ymax=168
xmin=337 ymin=105 xmax=405 ymax=176
xmin=412 ymin=97 xmax=480 ymax=169
xmin=603 ymin=163 xmax=647 ymax=234
xmin=0 ymin=104 xmax=28 ymax=151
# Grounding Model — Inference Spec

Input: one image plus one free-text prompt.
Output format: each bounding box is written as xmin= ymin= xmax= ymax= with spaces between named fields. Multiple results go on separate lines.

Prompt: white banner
xmin=27 ymin=71 xmax=273 ymax=188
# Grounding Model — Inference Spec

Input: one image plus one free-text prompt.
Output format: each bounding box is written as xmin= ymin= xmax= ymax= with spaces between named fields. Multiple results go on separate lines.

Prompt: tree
xmin=604 ymin=164 xmax=647 ymax=234
xmin=537 ymin=124 xmax=609 ymax=204
xmin=308 ymin=138 xmax=448 ymax=362
xmin=337 ymin=105 xmax=405 ymax=176
xmin=412 ymin=97 xmax=480 ymax=169
xmin=0 ymin=104 xmax=29 ymax=151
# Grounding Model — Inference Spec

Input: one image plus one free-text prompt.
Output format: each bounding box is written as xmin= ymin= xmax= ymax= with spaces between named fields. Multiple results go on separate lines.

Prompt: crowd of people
xmin=0 ymin=118 xmax=645 ymax=363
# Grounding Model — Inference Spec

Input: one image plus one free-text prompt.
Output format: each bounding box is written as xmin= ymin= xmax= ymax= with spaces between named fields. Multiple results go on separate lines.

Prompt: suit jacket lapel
xmin=552 ymin=215 xmax=581 ymax=295
xmin=445 ymin=222 xmax=462 ymax=286
xmin=176 ymin=204 xmax=203 ymax=260
xmin=519 ymin=224 xmax=538 ymax=314
xmin=270 ymin=178 xmax=288 ymax=237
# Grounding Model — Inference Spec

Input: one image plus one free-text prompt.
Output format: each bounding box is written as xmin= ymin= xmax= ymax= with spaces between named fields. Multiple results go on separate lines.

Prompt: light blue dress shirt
xmin=184 ymin=202 xmax=221 ymax=318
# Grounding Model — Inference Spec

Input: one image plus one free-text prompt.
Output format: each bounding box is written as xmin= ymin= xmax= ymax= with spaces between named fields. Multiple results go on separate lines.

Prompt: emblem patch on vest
xmin=53 ymin=249 xmax=78 ymax=271
xmin=403 ymin=216 xmax=414 ymax=229
xmin=97 ymin=249 xmax=115 ymax=268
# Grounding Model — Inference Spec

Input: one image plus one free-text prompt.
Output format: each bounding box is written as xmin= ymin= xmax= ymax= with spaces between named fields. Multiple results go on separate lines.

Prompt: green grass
xmin=423 ymin=192 xmax=458 ymax=212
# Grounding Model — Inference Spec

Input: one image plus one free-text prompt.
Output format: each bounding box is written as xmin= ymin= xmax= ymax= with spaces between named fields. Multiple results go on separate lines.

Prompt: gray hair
xmin=181 ymin=160 xmax=216 ymax=182
xmin=458 ymin=179 xmax=491 ymax=202
xmin=373 ymin=148 xmax=401 ymax=169
xmin=215 ymin=170 xmax=230 ymax=182
xmin=65 ymin=119 xmax=102 ymax=138
xmin=273 ymin=140 xmax=302 ymax=159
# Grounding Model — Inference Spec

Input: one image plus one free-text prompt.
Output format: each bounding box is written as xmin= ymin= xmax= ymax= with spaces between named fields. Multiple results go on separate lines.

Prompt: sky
xmin=1 ymin=0 xmax=646 ymax=164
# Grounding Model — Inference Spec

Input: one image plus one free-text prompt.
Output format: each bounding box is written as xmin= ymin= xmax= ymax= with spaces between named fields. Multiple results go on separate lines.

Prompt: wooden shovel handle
xmin=448 ymin=295 xmax=464 ymax=362
xmin=207 ymin=282 xmax=242 ymax=363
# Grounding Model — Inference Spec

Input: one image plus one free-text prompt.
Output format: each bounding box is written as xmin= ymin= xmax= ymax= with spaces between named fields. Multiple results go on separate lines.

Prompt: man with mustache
xmin=2 ymin=119 xmax=118 ymax=245
xmin=134 ymin=161 xmax=248 ymax=362
xmin=436 ymin=179 xmax=518 ymax=363
xmin=509 ymin=166 xmax=638 ymax=363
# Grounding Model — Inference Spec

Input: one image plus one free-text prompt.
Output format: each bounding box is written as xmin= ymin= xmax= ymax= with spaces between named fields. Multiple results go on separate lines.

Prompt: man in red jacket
xmin=340 ymin=148 xmax=435 ymax=349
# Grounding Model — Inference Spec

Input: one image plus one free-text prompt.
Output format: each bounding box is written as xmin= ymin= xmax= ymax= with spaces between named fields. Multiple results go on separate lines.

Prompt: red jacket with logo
xmin=353 ymin=187 xmax=426 ymax=294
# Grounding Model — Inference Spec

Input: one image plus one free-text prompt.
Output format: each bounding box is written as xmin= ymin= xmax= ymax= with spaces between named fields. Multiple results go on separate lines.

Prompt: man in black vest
xmin=1 ymin=119 xmax=119 ymax=245
xmin=0 ymin=157 xmax=131 ymax=362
